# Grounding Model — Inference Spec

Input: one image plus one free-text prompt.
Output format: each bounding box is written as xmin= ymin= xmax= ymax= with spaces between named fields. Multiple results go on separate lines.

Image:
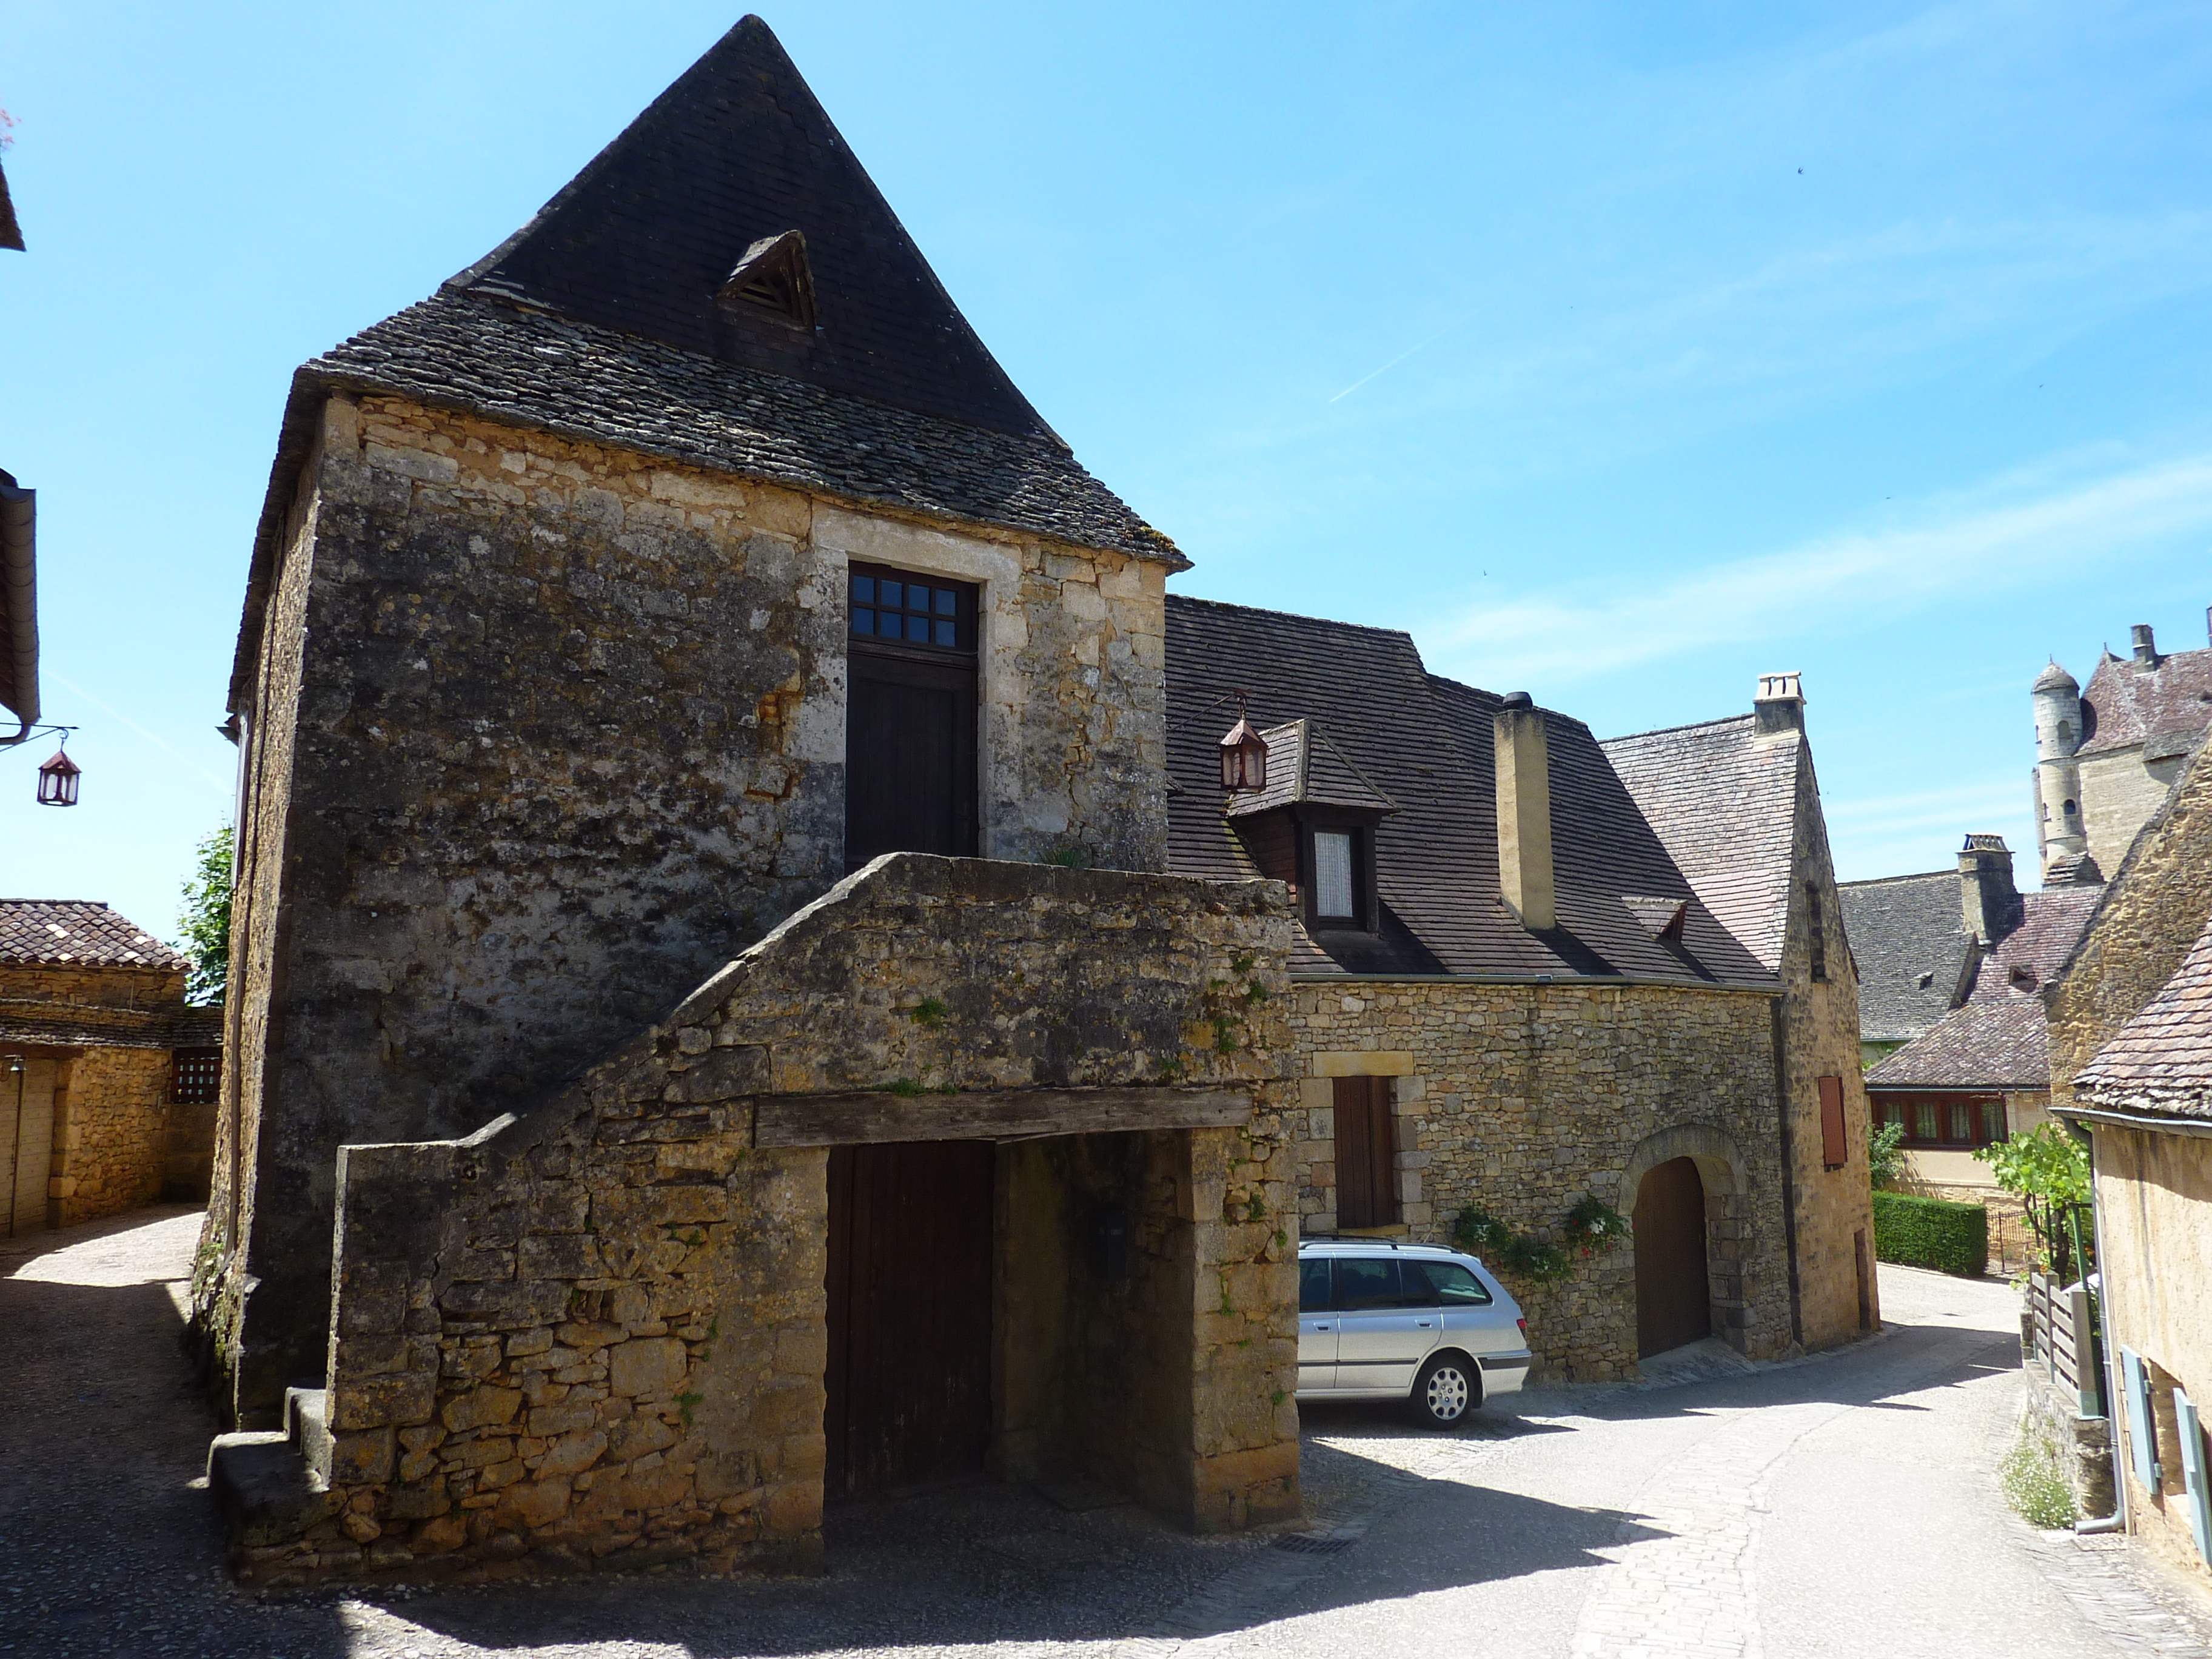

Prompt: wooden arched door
xmin=1634 ymin=1156 xmax=1711 ymax=1358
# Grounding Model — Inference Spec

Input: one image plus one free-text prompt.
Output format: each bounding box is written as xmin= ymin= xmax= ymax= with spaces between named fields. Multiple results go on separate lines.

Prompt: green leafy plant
xmin=1453 ymin=1206 xmax=1574 ymax=1281
xmin=1868 ymin=1119 xmax=1906 ymax=1191
xmin=1042 ymin=846 xmax=1087 ymax=870
xmin=1564 ymin=1192 xmax=1631 ymax=1258
xmin=1976 ymin=1124 xmax=2091 ymax=1273
xmin=1871 ymin=1190 xmax=1988 ymax=1275
xmin=908 ymin=997 xmax=948 ymax=1026
xmin=1501 ymin=1236 xmax=1574 ymax=1281
xmin=1999 ymin=1426 xmax=2077 ymax=1527
xmin=1453 ymin=1207 xmax=1515 ymax=1255
xmin=176 ymin=825 xmax=233 ymax=1005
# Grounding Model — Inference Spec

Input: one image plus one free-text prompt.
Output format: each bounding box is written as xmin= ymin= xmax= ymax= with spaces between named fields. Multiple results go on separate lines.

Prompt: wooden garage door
xmin=1634 ymin=1156 xmax=1711 ymax=1359
xmin=824 ymin=1140 xmax=996 ymax=1498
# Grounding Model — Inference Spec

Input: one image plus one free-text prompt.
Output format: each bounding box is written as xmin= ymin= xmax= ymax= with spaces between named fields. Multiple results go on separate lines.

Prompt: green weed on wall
xmin=1871 ymin=1190 xmax=1987 ymax=1276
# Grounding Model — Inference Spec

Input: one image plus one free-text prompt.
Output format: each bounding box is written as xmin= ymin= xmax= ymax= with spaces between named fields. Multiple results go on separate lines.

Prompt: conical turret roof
xmin=2033 ymin=660 xmax=2078 ymax=694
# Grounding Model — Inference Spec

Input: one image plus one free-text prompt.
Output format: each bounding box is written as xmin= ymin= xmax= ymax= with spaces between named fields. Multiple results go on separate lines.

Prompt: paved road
xmin=4 ymin=1209 xmax=2208 ymax=1659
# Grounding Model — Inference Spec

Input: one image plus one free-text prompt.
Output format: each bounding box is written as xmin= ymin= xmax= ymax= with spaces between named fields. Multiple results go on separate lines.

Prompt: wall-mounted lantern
xmin=36 ymin=745 xmax=79 ymax=806
xmin=1219 ymin=710 xmax=1269 ymax=794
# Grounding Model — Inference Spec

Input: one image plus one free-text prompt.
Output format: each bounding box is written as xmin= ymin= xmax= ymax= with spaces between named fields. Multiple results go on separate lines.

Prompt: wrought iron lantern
xmin=1218 ymin=710 xmax=1269 ymax=794
xmin=36 ymin=746 xmax=79 ymax=807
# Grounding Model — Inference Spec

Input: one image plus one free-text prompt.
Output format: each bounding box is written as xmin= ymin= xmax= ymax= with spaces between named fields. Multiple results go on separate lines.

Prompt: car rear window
xmin=1406 ymin=1261 xmax=1493 ymax=1307
xmin=1334 ymin=1257 xmax=1403 ymax=1311
xmin=1299 ymin=1259 xmax=1332 ymax=1312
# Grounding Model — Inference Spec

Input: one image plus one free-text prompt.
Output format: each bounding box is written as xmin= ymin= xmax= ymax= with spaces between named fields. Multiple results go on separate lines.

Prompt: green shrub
xmin=1871 ymin=1190 xmax=1988 ymax=1275
xmin=2000 ymin=1426 xmax=2077 ymax=1528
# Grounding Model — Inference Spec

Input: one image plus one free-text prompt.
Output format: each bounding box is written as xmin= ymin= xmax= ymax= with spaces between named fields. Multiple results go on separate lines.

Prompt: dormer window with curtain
xmin=1221 ymin=718 xmax=1396 ymax=934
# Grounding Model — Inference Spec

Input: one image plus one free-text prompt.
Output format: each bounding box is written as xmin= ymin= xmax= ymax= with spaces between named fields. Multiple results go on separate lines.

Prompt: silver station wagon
xmin=1297 ymin=1238 xmax=1534 ymax=1427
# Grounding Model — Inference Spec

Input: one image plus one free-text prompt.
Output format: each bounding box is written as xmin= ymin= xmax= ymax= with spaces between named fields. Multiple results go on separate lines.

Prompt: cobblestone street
xmin=5 ymin=1209 xmax=2210 ymax=1659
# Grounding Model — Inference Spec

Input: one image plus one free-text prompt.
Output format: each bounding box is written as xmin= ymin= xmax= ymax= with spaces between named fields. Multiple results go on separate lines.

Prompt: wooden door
xmin=1333 ymin=1076 xmax=1396 ymax=1229
xmin=1634 ymin=1156 xmax=1711 ymax=1358
xmin=824 ymin=1140 xmax=996 ymax=1498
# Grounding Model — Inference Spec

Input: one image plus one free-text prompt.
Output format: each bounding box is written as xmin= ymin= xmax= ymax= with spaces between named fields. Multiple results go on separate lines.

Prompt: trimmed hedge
xmin=1872 ymin=1190 xmax=1988 ymax=1276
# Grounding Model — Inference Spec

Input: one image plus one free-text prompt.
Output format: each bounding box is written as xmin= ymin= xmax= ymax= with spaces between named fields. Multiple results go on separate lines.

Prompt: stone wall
xmin=1 ymin=964 xmax=184 ymax=1008
xmin=50 ymin=1047 xmax=174 ymax=1224
xmin=1776 ymin=745 xmax=1880 ymax=1349
xmin=204 ymin=390 xmax=1176 ymax=1426
xmin=224 ymin=856 xmax=1297 ymax=1587
xmin=1284 ymin=979 xmax=1791 ymax=1381
xmin=2079 ymin=746 xmax=2192 ymax=883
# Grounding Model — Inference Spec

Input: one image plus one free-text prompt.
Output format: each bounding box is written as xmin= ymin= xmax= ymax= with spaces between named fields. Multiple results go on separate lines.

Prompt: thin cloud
xmin=49 ymin=674 xmax=232 ymax=793
xmin=1427 ymin=451 xmax=2212 ymax=686
xmin=1327 ymin=320 xmax=1463 ymax=404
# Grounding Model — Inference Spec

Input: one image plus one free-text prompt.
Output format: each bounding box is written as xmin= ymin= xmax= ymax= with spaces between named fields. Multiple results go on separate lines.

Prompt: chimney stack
xmin=1754 ymin=671 xmax=1805 ymax=736
xmin=1494 ymin=692 xmax=1555 ymax=932
xmin=2132 ymin=623 xmax=2160 ymax=667
xmin=1958 ymin=833 xmax=2018 ymax=945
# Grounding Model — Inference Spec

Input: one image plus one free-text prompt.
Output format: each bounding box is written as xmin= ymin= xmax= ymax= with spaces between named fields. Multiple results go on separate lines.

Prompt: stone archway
xmin=1618 ymin=1124 xmax=1749 ymax=1357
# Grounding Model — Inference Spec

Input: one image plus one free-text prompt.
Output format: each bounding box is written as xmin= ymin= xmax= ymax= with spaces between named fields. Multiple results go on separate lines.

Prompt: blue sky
xmin=4 ymin=0 xmax=2211 ymax=944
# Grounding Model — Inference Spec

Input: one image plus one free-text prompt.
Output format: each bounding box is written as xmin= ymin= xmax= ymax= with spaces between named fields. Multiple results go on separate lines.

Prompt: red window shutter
xmin=1819 ymin=1075 xmax=1848 ymax=1169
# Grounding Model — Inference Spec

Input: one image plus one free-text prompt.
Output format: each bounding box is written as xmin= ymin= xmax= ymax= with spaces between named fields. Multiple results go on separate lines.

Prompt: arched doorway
xmin=1634 ymin=1155 xmax=1711 ymax=1358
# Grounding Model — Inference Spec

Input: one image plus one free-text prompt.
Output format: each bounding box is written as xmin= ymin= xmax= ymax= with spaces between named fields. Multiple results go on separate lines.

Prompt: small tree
xmin=177 ymin=826 xmax=233 ymax=1005
xmin=1976 ymin=1122 xmax=2091 ymax=1277
xmin=1868 ymin=1119 xmax=1906 ymax=1191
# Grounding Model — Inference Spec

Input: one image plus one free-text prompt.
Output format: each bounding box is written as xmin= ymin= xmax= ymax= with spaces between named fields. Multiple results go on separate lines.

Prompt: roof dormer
xmin=717 ymin=230 xmax=817 ymax=332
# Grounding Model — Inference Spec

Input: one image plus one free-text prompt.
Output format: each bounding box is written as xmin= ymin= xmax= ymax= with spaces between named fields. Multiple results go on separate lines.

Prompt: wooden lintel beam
xmin=752 ymin=1085 xmax=1253 ymax=1148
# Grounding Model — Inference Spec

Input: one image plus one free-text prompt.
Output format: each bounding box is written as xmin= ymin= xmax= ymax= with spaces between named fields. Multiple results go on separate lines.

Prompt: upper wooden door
xmin=1333 ymin=1075 xmax=1397 ymax=1230
xmin=1634 ymin=1155 xmax=1711 ymax=1358
xmin=845 ymin=565 xmax=978 ymax=870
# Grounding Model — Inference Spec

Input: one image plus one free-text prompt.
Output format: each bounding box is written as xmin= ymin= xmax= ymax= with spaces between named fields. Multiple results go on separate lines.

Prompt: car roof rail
xmin=1298 ymin=1232 xmax=1402 ymax=1248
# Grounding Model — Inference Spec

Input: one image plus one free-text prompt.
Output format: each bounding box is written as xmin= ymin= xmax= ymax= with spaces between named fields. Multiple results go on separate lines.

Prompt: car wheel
xmin=1410 ymin=1352 xmax=1478 ymax=1428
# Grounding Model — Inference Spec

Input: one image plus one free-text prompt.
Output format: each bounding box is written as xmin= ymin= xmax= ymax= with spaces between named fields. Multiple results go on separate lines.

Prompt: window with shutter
xmin=1818 ymin=1075 xmax=1847 ymax=1169
xmin=2122 ymin=1347 xmax=2161 ymax=1495
xmin=1332 ymin=1076 xmax=1396 ymax=1229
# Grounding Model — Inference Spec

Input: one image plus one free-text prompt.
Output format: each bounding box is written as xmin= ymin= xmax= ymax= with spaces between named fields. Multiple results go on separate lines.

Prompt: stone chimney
xmin=2132 ymin=623 xmax=2160 ymax=667
xmin=1494 ymin=692 xmax=1555 ymax=932
xmin=1754 ymin=671 xmax=1805 ymax=736
xmin=1958 ymin=833 xmax=2019 ymax=945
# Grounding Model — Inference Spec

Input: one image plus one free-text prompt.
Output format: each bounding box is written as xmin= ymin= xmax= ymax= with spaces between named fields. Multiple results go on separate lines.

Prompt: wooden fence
xmin=2024 ymin=1270 xmax=2105 ymax=1419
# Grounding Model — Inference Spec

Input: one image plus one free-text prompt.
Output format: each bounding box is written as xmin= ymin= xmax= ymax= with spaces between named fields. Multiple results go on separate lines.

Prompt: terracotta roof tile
xmin=1865 ymin=996 xmax=2051 ymax=1090
xmin=0 ymin=901 xmax=185 ymax=971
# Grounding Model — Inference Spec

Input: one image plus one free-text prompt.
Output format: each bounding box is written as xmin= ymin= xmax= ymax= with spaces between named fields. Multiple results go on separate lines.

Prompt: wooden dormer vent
xmin=718 ymin=230 xmax=817 ymax=330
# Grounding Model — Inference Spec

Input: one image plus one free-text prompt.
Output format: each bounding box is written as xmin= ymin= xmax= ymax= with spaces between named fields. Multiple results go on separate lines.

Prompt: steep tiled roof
xmin=0 ymin=158 xmax=21 ymax=253
xmin=2073 ymin=910 xmax=2212 ymax=1119
xmin=1864 ymin=887 xmax=2101 ymax=1090
xmin=1163 ymin=595 xmax=1771 ymax=983
xmin=1600 ymin=717 xmax=1803 ymax=971
xmin=0 ymin=901 xmax=184 ymax=971
xmin=1837 ymin=871 xmax=1976 ymax=1044
xmin=232 ymin=17 xmax=1176 ymax=711
xmin=2078 ymin=646 xmax=2212 ymax=759
xmin=1865 ymin=997 xmax=2049 ymax=1090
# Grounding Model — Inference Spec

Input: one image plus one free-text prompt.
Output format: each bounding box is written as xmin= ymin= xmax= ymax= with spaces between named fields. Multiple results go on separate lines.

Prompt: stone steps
xmin=206 ymin=1386 xmax=337 ymax=1547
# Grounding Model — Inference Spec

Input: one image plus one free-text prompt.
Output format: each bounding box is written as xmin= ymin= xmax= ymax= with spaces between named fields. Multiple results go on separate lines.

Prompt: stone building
xmin=1164 ymin=603 xmax=1877 ymax=1380
xmin=0 ymin=899 xmax=223 ymax=1233
xmin=2032 ymin=612 xmax=2212 ymax=883
xmin=1852 ymin=850 xmax=2099 ymax=1271
xmin=201 ymin=18 xmax=1300 ymax=1586
xmin=2047 ymin=737 xmax=2212 ymax=1587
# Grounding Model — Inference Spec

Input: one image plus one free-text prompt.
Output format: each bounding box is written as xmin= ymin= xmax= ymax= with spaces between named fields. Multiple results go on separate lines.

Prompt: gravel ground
xmin=5 ymin=1210 xmax=2210 ymax=1659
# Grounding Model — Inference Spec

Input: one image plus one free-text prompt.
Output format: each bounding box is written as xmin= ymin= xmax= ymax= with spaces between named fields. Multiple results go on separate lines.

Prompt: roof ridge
xmin=1600 ymin=711 xmax=1760 ymax=745
xmin=1164 ymin=591 xmax=1419 ymax=647
xmin=1837 ymin=871 xmax=1954 ymax=889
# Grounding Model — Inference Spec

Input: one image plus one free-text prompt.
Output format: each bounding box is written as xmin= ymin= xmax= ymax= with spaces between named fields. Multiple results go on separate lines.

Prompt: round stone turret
xmin=2032 ymin=658 xmax=2086 ymax=875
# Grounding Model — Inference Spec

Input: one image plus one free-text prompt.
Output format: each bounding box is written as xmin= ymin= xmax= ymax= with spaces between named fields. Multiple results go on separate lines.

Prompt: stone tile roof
xmin=0 ymin=998 xmax=221 ymax=1052
xmin=0 ymin=158 xmax=21 ymax=253
xmin=1599 ymin=717 xmax=1803 ymax=972
xmin=231 ymin=16 xmax=1177 ymax=711
xmin=0 ymin=901 xmax=184 ymax=971
xmin=1863 ymin=997 xmax=2049 ymax=1091
xmin=2074 ymin=910 xmax=2212 ymax=1119
xmin=1864 ymin=887 xmax=2102 ymax=1090
xmin=1164 ymin=595 xmax=1772 ymax=983
xmin=1836 ymin=871 xmax=1976 ymax=1044
xmin=2079 ymin=646 xmax=2212 ymax=759
xmin=1224 ymin=720 xmax=1398 ymax=819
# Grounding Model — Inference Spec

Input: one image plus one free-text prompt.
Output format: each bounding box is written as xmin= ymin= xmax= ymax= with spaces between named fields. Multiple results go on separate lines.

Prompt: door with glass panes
xmin=845 ymin=565 xmax=978 ymax=869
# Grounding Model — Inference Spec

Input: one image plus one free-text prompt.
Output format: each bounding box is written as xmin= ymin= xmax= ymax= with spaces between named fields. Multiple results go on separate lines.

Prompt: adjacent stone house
xmin=2032 ymin=613 xmax=2212 ymax=883
xmin=199 ymin=18 xmax=1302 ymax=1587
xmin=1164 ymin=603 xmax=1877 ymax=1380
xmin=2047 ymin=737 xmax=2212 ymax=1587
xmin=0 ymin=899 xmax=222 ymax=1233
xmin=1844 ymin=839 xmax=2101 ymax=1270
